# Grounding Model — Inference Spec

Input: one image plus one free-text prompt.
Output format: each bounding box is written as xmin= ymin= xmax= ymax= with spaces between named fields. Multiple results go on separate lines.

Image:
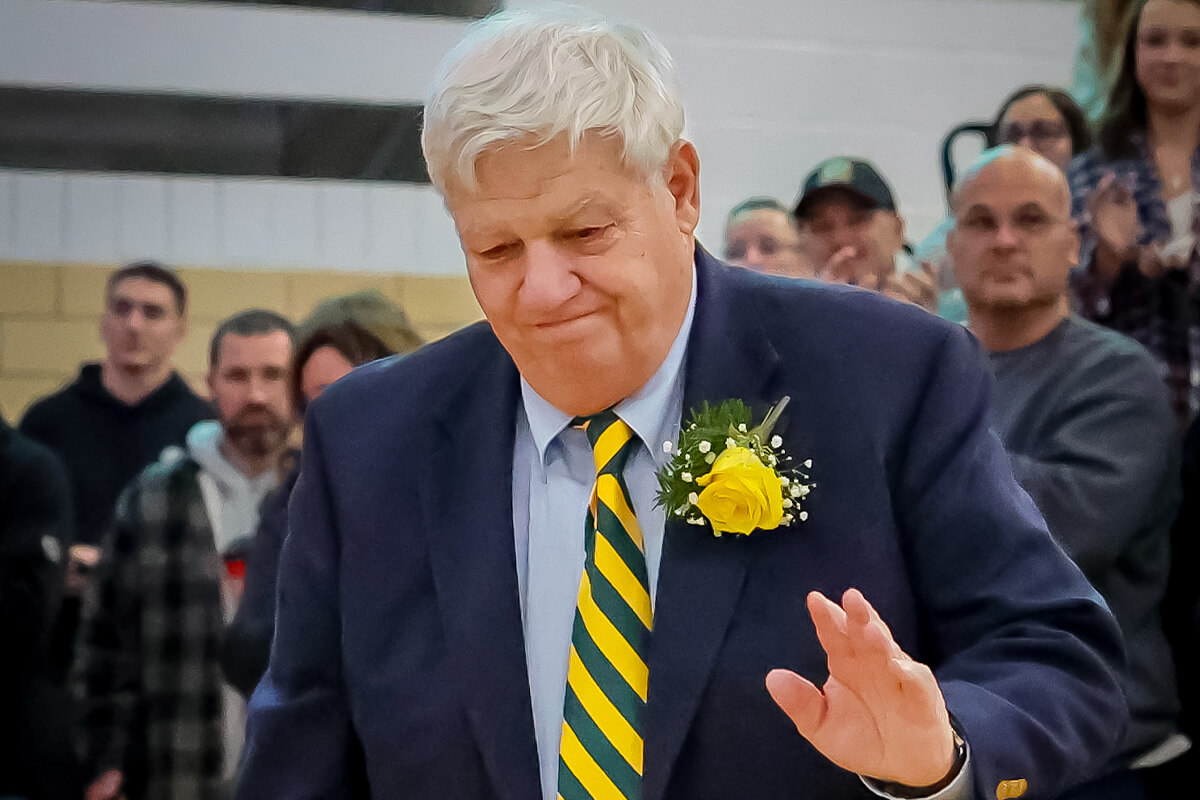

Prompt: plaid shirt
xmin=1067 ymin=134 xmax=1200 ymax=426
xmin=74 ymin=448 xmax=228 ymax=800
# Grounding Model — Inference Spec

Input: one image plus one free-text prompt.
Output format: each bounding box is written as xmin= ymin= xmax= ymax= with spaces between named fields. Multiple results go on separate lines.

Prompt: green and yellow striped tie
xmin=558 ymin=409 xmax=652 ymax=800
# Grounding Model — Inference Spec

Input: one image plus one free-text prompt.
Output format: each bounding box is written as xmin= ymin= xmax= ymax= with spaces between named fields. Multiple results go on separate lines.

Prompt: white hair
xmin=421 ymin=6 xmax=686 ymax=192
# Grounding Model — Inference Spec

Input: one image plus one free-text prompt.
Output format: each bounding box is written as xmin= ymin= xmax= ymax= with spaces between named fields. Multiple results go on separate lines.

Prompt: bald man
xmin=948 ymin=146 xmax=1186 ymax=799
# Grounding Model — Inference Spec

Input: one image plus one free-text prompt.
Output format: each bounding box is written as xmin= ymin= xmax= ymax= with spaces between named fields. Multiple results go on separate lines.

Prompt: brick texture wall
xmin=0 ymin=260 xmax=483 ymax=420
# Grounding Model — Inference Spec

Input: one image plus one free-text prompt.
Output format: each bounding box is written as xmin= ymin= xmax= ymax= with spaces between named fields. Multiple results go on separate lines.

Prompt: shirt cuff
xmin=859 ymin=736 xmax=971 ymax=800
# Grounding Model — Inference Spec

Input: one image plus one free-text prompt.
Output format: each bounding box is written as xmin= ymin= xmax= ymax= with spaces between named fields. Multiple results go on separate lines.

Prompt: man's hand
xmin=765 ymin=589 xmax=958 ymax=788
xmin=66 ymin=544 xmax=102 ymax=596
xmin=883 ymin=262 xmax=939 ymax=314
xmin=85 ymin=769 xmax=126 ymax=800
xmin=819 ymin=246 xmax=868 ymax=286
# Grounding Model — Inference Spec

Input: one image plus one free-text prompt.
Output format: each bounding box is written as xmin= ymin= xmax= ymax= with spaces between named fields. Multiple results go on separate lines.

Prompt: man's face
xmin=100 ymin=277 xmax=186 ymax=372
xmin=801 ymin=192 xmax=905 ymax=285
xmin=724 ymin=209 xmax=814 ymax=278
xmin=207 ymin=331 xmax=295 ymax=461
xmin=445 ymin=132 xmax=700 ymax=415
xmin=947 ymin=155 xmax=1079 ymax=312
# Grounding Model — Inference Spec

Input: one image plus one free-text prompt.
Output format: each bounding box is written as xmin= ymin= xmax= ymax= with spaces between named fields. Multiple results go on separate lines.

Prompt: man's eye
xmin=478 ymin=243 xmax=515 ymax=261
xmin=1016 ymin=212 xmax=1050 ymax=230
xmin=111 ymin=299 xmax=133 ymax=316
xmin=964 ymin=216 xmax=997 ymax=232
xmin=142 ymin=305 xmax=166 ymax=321
xmin=725 ymin=244 xmax=747 ymax=260
xmin=573 ymin=226 xmax=609 ymax=242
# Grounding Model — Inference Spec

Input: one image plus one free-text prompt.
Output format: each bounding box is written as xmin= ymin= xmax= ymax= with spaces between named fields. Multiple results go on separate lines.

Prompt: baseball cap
xmin=793 ymin=157 xmax=896 ymax=220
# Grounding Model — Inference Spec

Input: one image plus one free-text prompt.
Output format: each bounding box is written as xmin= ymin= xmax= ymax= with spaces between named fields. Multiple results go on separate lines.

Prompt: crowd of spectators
xmin=2 ymin=1 xmax=1200 ymax=798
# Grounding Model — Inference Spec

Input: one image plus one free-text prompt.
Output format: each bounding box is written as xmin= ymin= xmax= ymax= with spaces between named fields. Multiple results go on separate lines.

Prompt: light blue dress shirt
xmin=510 ymin=266 xmax=969 ymax=800
xmin=512 ymin=267 xmax=695 ymax=800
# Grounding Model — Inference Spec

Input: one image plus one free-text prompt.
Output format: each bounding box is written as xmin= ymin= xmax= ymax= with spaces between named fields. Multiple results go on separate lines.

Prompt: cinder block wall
xmin=0 ymin=260 xmax=483 ymax=421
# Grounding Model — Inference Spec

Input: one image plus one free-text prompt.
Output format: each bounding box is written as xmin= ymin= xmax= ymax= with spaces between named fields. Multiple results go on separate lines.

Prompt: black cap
xmin=794 ymin=157 xmax=896 ymax=220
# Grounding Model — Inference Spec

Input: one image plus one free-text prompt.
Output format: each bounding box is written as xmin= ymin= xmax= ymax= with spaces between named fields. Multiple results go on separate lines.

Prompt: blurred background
xmin=0 ymin=0 xmax=1084 ymax=417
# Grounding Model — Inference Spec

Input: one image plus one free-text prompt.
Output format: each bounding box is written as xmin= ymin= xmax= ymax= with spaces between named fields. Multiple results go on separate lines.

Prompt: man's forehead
xmin=455 ymin=190 xmax=623 ymax=237
xmin=217 ymin=331 xmax=293 ymax=365
xmin=109 ymin=276 xmax=173 ymax=302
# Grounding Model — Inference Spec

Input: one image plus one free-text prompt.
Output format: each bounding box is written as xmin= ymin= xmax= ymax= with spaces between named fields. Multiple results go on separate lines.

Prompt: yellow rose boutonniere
xmin=656 ymin=397 xmax=814 ymax=537
xmin=694 ymin=447 xmax=785 ymax=535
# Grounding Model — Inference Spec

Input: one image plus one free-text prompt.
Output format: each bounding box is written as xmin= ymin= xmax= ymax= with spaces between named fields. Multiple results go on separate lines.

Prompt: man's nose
xmin=744 ymin=244 xmax=767 ymax=270
xmin=247 ymin=375 xmax=270 ymax=404
xmin=994 ymin=221 xmax=1021 ymax=248
xmin=519 ymin=242 xmax=581 ymax=310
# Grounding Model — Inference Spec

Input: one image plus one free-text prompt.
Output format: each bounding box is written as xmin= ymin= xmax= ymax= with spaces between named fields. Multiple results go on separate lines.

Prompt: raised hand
xmin=1087 ymin=172 xmax=1141 ymax=271
xmin=883 ymin=262 xmax=939 ymax=314
xmin=765 ymin=589 xmax=958 ymax=788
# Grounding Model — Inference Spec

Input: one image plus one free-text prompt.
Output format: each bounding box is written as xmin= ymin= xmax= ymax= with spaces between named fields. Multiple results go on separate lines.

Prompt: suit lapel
xmin=643 ymin=251 xmax=784 ymax=800
xmin=417 ymin=336 xmax=542 ymax=800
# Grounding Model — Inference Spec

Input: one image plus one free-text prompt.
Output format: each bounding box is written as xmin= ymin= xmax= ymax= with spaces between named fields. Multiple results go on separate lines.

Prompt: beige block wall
xmin=0 ymin=261 xmax=483 ymax=421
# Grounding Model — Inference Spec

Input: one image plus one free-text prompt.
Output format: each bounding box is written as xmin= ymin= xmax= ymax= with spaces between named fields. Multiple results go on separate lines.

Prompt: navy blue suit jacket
xmin=239 ymin=250 xmax=1126 ymax=800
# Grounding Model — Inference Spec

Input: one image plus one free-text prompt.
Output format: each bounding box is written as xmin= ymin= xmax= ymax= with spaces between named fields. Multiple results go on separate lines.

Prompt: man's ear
xmin=1066 ymin=218 xmax=1082 ymax=267
xmin=666 ymin=139 xmax=701 ymax=236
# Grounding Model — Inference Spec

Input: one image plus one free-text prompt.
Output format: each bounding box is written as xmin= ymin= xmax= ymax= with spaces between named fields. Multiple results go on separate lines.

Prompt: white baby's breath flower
xmin=738 ymin=423 xmax=748 ymax=433
xmin=804 ymin=459 xmax=813 ymax=468
xmin=698 ymin=440 xmax=712 ymax=453
xmin=780 ymin=475 xmax=790 ymax=486
xmin=725 ymin=437 xmax=737 ymax=449
xmin=687 ymin=491 xmax=699 ymax=505
xmin=663 ymin=440 xmax=673 ymax=454
xmin=770 ymin=435 xmax=783 ymax=448
xmin=705 ymin=452 xmax=716 ymax=464
xmin=799 ymin=511 xmax=809 ymax=521
xmin=687 ymin=516 xmax=705 ymax=526
xmin=782 ymin=498 xmax=793 ymax=509
xmin=790 ymin=484 xmax=802 ymax=498
xmin=782 ymin=513 xmax=794 ymax=525
xmin=681 ymin=472 xmax=693 ymax=483
xmin=767 ymin=454 xmax=777 ymax=466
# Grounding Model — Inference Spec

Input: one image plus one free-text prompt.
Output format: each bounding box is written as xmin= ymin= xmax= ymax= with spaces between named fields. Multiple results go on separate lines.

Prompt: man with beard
xmin=75 ymin=309 xmax=296 ymax=800
xmin=948 ymin=146 xmax=1185 ymax=798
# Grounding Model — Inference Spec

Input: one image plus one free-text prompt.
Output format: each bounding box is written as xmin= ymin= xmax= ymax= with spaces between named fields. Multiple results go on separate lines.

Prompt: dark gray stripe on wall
xmin=134 ymin=0 xmax=498 ymax=17
xmin=0 ymin=88 xmax=429 ymax=183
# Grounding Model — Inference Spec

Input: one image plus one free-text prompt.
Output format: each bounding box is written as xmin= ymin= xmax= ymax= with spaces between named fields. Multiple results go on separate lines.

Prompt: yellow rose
xmin=693 ymin=446 xmax=785 ymax=535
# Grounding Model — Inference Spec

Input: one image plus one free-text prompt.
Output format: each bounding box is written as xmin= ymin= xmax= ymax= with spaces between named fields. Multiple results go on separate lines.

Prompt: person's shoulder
xmin=167 ymin=373 xmax=215 ymax=417
xmin=18 ymin=378 xmax=80 ymax=433
xmin=0 ymin=419 xmax=67 ymax=490
xmin=1061 ymin=316 xmax=1165 ymax=387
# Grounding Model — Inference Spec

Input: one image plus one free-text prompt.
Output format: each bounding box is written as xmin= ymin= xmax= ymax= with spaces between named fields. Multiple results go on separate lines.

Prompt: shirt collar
xmin=521 ymin=265 xmax=698 ymax=466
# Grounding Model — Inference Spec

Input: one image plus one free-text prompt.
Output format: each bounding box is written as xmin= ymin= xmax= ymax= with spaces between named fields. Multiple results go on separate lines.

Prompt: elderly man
xmin=948 ymin=146 xmax=1186 ymax=798
xmin=239 ymin=9 xmax=1126 ymax=800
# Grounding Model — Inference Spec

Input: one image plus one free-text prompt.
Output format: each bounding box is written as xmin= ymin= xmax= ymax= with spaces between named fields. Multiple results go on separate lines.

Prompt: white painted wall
xmin=0 ymin=0 xmax=1084 ymax=274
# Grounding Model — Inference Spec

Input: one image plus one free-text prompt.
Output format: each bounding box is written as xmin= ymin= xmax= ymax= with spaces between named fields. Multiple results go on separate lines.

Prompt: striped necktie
xmin=558 ymin=409 xmax=652 ymax=800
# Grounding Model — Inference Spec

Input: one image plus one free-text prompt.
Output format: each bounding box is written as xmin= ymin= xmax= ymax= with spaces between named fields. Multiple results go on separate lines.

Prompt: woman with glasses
xmin=1068 ymin=0 xmax=1200 ymax=427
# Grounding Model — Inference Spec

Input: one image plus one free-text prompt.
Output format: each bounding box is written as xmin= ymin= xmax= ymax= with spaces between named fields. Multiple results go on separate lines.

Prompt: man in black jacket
xmin=20 ymin=261 xmax=213 ymax=680
xmin=0 ymin=415 xmax=75 ymax=800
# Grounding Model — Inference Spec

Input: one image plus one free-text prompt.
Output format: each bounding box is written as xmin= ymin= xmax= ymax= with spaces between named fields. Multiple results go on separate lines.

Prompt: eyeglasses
xmin=725 ymin=236 xmax=799 ymax=261
xmin=996 ymin=120 xmax=1069 ymax=146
